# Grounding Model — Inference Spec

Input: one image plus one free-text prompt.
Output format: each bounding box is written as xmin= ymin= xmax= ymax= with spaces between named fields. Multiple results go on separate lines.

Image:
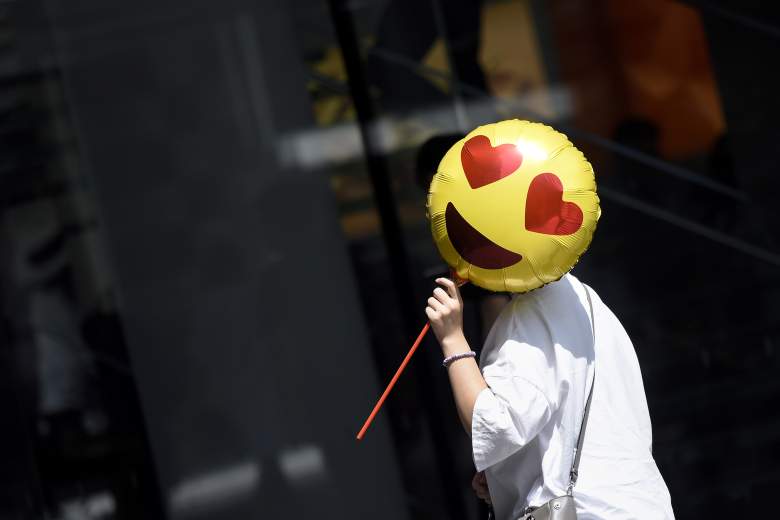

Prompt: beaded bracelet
xmin=442 ymin=351 xmax=476 ymax=368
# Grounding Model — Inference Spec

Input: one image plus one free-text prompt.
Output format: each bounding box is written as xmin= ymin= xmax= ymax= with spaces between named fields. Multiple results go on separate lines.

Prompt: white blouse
xmin=471 ymin=273 xmax=674 ymax=520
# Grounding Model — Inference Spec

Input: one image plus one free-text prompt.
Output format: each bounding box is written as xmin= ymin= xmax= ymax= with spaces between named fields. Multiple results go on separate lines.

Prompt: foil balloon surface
xmin=427 ymin=119 xmax=600 ymax=293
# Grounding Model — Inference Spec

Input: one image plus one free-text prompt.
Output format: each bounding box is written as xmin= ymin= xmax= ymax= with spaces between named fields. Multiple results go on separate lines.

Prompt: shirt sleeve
xmin=471 ymin=373 xmax=552 ymax=472
xmin=470 ymin=301 xmax=557 ymax=472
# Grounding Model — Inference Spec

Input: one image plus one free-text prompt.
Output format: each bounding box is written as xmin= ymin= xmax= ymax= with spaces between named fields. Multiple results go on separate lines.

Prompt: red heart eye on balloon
xmin=461 ymin=135 xmax=523 ymax=189
xmin=525 ymin=173 xmax=583 ymax=235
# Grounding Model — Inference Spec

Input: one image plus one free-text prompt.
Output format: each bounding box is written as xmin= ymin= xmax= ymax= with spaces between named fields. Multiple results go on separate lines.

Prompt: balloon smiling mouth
xmin=445 ymin=202 xmax=523 ymax=270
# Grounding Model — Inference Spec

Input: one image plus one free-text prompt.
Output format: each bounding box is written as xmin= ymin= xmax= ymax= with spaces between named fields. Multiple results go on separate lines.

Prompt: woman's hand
xmin=472 ymin=471 xmax=492 ymax=505
xmin=425 ymin=277 xmax=466 ymax=354
xmin=426 ymin=277 xmax=487 ymax=435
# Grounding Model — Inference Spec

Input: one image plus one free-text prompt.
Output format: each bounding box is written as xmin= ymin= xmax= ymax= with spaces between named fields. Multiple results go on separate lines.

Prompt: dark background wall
xmin=2 ymin=1 xmax=780 ymax=519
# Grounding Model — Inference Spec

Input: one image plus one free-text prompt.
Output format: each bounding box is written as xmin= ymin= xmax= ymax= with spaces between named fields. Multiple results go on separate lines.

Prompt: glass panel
xmin=298 ymin=1 xmax=780 ymax=518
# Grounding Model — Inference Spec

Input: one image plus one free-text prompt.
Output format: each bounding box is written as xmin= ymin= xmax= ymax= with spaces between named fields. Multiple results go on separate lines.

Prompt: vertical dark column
xmin=328 ymin=2 xmax=468 ymax=518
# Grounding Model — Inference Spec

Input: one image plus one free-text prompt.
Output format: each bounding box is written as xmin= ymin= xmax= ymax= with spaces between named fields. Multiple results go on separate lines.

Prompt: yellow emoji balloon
xmin=427 ymin=119 xmax=600 ymax=292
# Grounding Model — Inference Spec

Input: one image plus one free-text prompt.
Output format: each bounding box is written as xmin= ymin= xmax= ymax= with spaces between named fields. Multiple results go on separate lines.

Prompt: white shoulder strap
xmin=567 ymin=285 xmax=596 ymax=495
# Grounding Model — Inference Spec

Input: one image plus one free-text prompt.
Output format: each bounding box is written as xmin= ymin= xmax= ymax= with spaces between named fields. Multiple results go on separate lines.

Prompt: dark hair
xmin=414 ymin=133 xmax=463 ymax=191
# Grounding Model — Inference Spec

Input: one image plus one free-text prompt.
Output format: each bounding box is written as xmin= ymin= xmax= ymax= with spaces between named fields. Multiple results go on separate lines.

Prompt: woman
xmin=426 ymin=274 xmax=674 ymax=519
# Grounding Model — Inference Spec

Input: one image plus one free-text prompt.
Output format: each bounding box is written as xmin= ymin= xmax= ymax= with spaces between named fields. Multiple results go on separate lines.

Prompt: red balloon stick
xmin=356 ymin=322 xmax=430 ymax=440
xmin=357 ymin=273 xmax=467 ymax=441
